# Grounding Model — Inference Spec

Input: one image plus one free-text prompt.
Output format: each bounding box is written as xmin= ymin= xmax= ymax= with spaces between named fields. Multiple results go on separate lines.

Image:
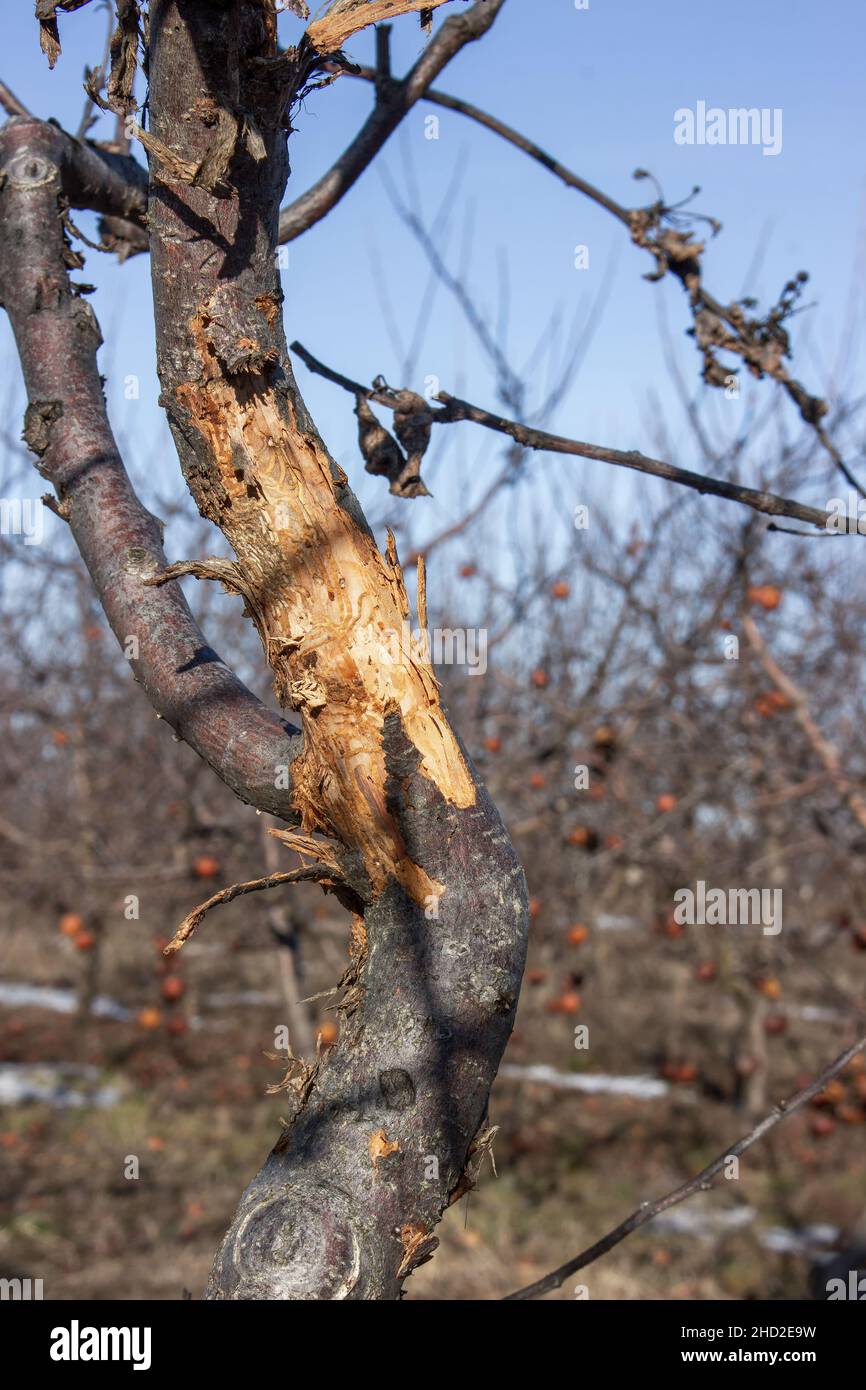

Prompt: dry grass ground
xmin=2 ymin=897 xmax=864 ymax=1301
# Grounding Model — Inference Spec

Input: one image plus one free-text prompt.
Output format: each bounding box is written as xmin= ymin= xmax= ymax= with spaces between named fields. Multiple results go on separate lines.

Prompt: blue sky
xmin=2 ymin=0 xmax=865 ymax=585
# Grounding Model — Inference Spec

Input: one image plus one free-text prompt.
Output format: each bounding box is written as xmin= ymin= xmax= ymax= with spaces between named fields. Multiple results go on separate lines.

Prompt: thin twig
xmin=291 ymin=341 xmax=846 ymax=535
xmin=505 ymin=1030 xmax=866 ymax=1299
xmin=164 ymin=865 xmax=344 ymax=956
xmin=347 ymin=65 xmax=630 ymax=225
xmin=435 ymin=392 xmax=842 ymax=533
xmin=0 ymin=79 xmax=34 ymax=119
xmin=743 ymin=614 xmax=866 ymax=833
xmin=75 ymin=0 xmax=114 ymax=140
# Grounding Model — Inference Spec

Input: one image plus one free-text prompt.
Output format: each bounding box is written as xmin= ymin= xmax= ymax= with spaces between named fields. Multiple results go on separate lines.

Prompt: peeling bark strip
xmin=304 ymin=0 xmax=452 ymax=53
xmin=148 ymin=0 xmax=474 ymax=904
xmin=145 ymin=0 xmax=527 ymax=1298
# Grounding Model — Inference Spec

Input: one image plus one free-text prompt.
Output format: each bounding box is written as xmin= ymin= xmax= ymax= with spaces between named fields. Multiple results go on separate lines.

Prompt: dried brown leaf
xmin=36 ymin=0 xmax=94 ymax=69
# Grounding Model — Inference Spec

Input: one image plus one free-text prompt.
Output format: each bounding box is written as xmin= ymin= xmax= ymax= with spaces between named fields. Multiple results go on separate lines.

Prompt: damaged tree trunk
xmin=142 ymin=0 xmax=527 ymax=1299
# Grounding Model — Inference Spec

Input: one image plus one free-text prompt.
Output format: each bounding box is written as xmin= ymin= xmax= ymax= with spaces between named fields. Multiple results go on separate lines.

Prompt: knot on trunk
xmin=210 ymin=1186 xmax=362 ymax=1300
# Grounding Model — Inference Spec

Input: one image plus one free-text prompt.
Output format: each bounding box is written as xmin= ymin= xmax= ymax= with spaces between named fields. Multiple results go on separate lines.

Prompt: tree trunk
xmin=142 ymin=0 xmax=527 ymax=1299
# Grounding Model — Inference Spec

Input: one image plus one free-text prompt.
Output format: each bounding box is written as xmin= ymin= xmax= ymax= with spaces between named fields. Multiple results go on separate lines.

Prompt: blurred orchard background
xmin=2 ymin=0 xmax=866 ymax=1299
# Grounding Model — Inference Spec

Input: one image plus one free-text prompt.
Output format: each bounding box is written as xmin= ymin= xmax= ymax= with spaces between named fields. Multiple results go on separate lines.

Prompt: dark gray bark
xmin=0 ymin=116 xmax=302 ymax=818
xmin=209 ymin=769 xmax=526 ymax=1300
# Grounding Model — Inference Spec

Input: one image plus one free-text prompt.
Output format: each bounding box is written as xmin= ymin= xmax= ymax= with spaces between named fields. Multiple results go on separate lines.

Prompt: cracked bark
xmin=142 ymin=0 xmax=527 ymax=1299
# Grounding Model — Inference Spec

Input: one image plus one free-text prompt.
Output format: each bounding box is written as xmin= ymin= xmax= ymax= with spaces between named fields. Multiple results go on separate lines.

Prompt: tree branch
xmin=277 ymin=0 xmax=506 ymax=243
xmin=0 ymin=115 xmax=303 ymax=820
xmin=290 ymin=341 xmax=845 ymax=534
xmin=343 ymin=69 xmax=858 ymax=491
xmin=164 ymin=864 xmax=346 ymax=956
xmin=7 ymin=5 xmax=503 ymax=254
xmin=14 ymin=113 xmax=148 ymax=225
xmin=347 ymin=64 xmax=631 ymax=224
xmin=435 ymin=391 xmax=840 ymax=532
xmin=0 ymin=78 xmax=34 ymax=119
xmin=743 ymin=615 xmax=866 ymax=834
xmin=505 ymin=1030 xmax=866 ymax=1300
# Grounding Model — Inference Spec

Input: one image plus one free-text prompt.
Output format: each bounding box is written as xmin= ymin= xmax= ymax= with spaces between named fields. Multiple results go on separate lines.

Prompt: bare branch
xmin=505 ymin=1031 xmax=866 ymax=1300
xmin=75 ymin=0 xmax=115 ymax=139
xmin=344 ymin=68 xmax=859 ymax=492
xmin=164 ymin=865 xmax=345 ymax=956
xmin=0 ymin=79 xmax=34 ymax=119
xmin=347 ymin=63 xmax=631 ymax=224
xmin=290 ymin=340 xmax=845 ymax=534
xmin=0 ymin=116 xmax=303 ymax=821
xmin=278 ymin=0 xmax=506 ymax=242
xmin=435 ymin=391 xmax=839 ymax=532
xmin=743 ymin=615 xmax=866 ymax=834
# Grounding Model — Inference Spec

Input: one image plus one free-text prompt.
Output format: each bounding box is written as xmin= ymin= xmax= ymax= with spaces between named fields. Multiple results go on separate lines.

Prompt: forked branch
xmin=278 ymin=0 xmax=506 ymax=241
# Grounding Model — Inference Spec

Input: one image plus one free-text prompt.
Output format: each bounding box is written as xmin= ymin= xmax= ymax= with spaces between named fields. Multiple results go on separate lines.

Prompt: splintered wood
xmin=305 ymin=1 xmax=452 ymax=54
xmin=178 ymin=299 xmax=475 ymax=904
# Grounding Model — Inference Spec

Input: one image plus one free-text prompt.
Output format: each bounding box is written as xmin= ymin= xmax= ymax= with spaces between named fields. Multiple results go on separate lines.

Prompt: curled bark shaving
xmin=106 ymin=0 xmax=141 ymax=115
xmin=304 ymin=0 xmax=453 ymax=54
xmin=36 ymin=0 xmax=94 ymax=70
